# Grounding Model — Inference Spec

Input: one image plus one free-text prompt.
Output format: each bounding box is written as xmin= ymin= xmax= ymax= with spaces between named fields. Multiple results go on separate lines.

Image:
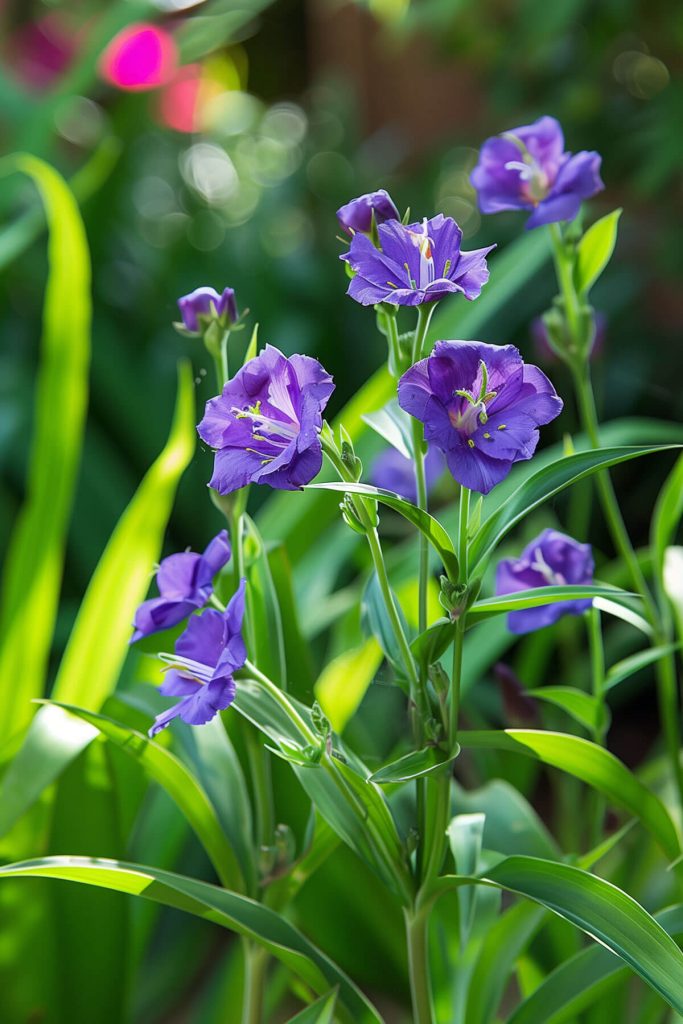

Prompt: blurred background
xmin=1 ymin=1 xmax=683 ymax=1020
xmin=2 ymin=0 xmax=682 ymax=615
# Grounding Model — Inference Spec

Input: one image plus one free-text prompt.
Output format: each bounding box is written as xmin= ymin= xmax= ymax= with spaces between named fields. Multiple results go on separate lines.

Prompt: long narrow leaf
xmin=45 ymin=702 xmax=245 ymax=891
xmin=0 ymin=857 xmax=383 ymax=1024
xmin=458 ymin=730 xmax=679 ymax=859
xmin=0 ymin=154 xmax=91 ymax=739
xmin=469 ymin=446 xmax=680 ymax=571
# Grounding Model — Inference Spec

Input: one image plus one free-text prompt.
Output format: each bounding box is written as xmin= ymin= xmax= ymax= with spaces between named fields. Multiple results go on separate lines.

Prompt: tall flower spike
xmin=471 ymin=116 xmax=604 ymax=230
xmin=149 ymin=580 xmax=247 ymax=736
xmin=398 ymin=340 xmax=563 ymax=495
xmin=197 ymin=344 xmax=335 ymax=494
xmin=495 ymin=529 xmax=594 ymax=633
xmin=337 ymin=189 xmax=400 ymax=235
xmin=131 ymin=530 xmax=231 ymax=642
xmin=341 ymin=214 xmax=494 ymax=307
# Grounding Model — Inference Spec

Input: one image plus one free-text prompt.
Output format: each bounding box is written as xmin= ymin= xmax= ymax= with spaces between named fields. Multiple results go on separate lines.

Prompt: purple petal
xmin=215 ymin=579 xmax=248 ymax=675
xmin=289 ymin=353 xmax=335 ymax=409
xmin=445 ymin=443 xmax=514 ymax=494
xmin=526 ymin=191 xmax=582 ymax=230
xmin=131 ymin=595 xmax=200 ymax=642
xmin=175 ymin=607 xmax=228 ymax=670
xmin=156 ymin=552 xmax=203 ymax=598
xmin=158 ymin=670 xmax=201 ymax=697
xmin=177 ymin=677 xmax=237 ymax=726
xmin=337 ymin=189 xmax=400 ymax=234
xmin=553 ymin=151 xmax=604 ymax=202
xmin=197 ymin=529 xmax=231 ymax=587
xmin=452 ymin=245 xmax=495 ymax=300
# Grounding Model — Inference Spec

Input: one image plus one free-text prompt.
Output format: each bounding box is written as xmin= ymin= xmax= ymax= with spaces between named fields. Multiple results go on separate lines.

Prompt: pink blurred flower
xmin=99 ymin=23 xmax=178 ymax=92
xmin=158 ymin=64 xmax=203 ymax=132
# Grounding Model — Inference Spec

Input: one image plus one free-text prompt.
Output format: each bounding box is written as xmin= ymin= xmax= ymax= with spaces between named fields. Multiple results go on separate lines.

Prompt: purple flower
xmin=471 ymin=116 xmax=604 ymax=230
xmin=398 ymin=341 xmax=563 ymax=495
xmin=178 ymin=286 xmax=238 ymax=334
xmin=495 ymin=529 xmax=594 ymax=633
xmin=197 ymin=344 xmax=335 ymax=494
xmin=371 ymin=445 xmax=444 ymax=503
xmin=341 ymin=214 xmax=494 ymax=307
xmin=149 ymin=580 xmax=247 ymax=736
xmin=532 ymin=311 xmax=606 ymax=364
xmin=337 ymin=189 xmax=400 ymax=235
xmin=132 ymin=530 xmax=231 ymax=642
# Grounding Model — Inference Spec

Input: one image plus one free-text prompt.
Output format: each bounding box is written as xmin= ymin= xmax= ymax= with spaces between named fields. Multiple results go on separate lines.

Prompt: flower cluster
xmin=470 ymin=116 xmax=603 ymax=229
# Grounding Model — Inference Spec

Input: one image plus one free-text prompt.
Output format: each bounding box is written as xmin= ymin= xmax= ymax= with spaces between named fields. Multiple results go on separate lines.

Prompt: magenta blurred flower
xmin=100 ymin=23 xmax=178 ymax=92
xmin=11 ymin=15 xmax=76 ymax=90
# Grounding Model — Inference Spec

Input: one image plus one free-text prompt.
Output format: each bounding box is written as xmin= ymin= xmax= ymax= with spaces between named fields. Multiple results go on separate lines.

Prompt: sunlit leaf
xmin=574 ymin=208 xmax=622 ymax=296
xmin=458 ymin=730 xmax=679 ymax=859
xmin=469 ymin=446 xmax=680 ymax=572
xmin=0 ymin=154 xmax=91 ymax=739
xmin=315 ymin=639 xmax=383 ymax=733
xmin=370 ymin=744 xmax=459 ymax=784
xmin=0 ymin=857 xmax=383 ymax=1024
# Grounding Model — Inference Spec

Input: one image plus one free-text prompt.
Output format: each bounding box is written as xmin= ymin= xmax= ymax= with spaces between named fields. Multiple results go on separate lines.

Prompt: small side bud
xmin=311 ymin=701 xmax=331 ymax=738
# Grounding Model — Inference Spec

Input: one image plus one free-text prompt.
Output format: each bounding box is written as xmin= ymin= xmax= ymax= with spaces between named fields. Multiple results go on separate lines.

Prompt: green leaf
xmin=44 ymin=702 xmax=245 ymax=891
xmin=0 ymin=706 xmax=98 ymax=838
xmin=370 ymin=744 xmax=459 ymax=784
xmin=163 ymin=715 xmax=256 ymax=894
xmin=286 ymin=991 xmax=338 ymax=1023
xmin=593 ymin=596 xmax=653 ymax=637
xmin=458 ymin=730 xmax=680 ymax=860
xmin=0 ymin=154 xmax=91 ymax=738
xmin=574 ymin=208 xmax=622 ymax=296
xmin=410 ymin=618 xmax=456 ymax=669
xmin=483 ymin=856 xmax=683 ymax=1016
xmin=467 ymin=584 xmax=636 ymax=622
xmin=0 ymin=857 xmax=383 ymax=1024
xmin=469 ymin=446 xmax=680 ymax=572
xmin=361 ymin=572 xmax=412 ymax=679
xmin=605 ymin=643 xmax=681 ymax=691
xmin=454 ymin=780 xmax=560 ymax=859
xmin=465 ymin=901 xmax=545 ymax=1024
xmin=244 ymin=516 xmax=287 ymax=688
xmin=232 ymin=679 xmax=413 ymax=902
xmin=652 ymin=452 xmax=683 ymax=584
xmin=0 ymin=369 xmax=196 ymax=835
xmin=447 ymin=813 xmax=486 ymax=947
xmin=52 ymin=362 xmax=195 ymax=709
xmin=315 ymin=639 xmax=383 ymax=733
xmin=362 ymin=401 xmax=413 ymax=460
xmin=308 ymin=480 xmax=459 ymax=580
xmin=507 ymin=904 xmax=683 ymax=1024
xmin=528 ymin=686 xmax=607 ymax=733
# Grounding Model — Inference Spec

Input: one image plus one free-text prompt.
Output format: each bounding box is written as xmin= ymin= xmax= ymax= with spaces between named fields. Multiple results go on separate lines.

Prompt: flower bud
xmin=336 ymin=189 xmax=399 ymax=236
xmin=176 ymin=286 xmax=238 ymax=336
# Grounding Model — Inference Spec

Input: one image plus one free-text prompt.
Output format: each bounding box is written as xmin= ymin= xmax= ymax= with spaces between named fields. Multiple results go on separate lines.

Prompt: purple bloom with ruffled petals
xmin=132 ymin=530 xmax=231 ymax=642
xmin=371 ymin=445 xmax=444 ymax=503
xmin=149 ymin=580 xmax=247 ymax=736
xmin=398 ymin=341 xmax=563 ymax=495
xmin=178 ymin=286 xmax=238 ymax=334
xmin=342 ymin=214 xmax=494 ymax=307
xmin=337 ymin=189 xmax=400 ymax=235
xmin=198 ymin=344 xmax=335 ymax=494
xmin=471 ymin=116 xmax=604 ymax=230
xmin=495 ymin=529 xmax=594 ymax=634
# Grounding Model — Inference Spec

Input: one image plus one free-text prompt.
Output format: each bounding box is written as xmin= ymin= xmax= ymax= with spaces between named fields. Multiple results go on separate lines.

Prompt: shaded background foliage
xmin=1 ymin=0 xmax=683 ymax=1021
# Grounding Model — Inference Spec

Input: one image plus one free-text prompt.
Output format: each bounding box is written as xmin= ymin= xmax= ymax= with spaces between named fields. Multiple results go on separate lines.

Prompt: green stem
xmin=457 ymin=487 xmax=470 ymax=585
xmin=550 ymin=226 xmax=683 ymax=812
xmin=241 ymin=939 xmax=268 ymax=1024
xmin=404 ymin=907 xmax=433 ymax=1024
xmin=587 ymin=608 xmax=606 ymax=845
xmin=549 ymin=223 xmax=582 ymax=346
xmin=244 ymin=659 xmax=318 ymax=746
xmin=411 ymin=304 xmax=435 ymax=364
xmin=322 ymin=442 xmax=419 ymax=692
xmin=412 ymin=419 xmax=429 ymax=636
